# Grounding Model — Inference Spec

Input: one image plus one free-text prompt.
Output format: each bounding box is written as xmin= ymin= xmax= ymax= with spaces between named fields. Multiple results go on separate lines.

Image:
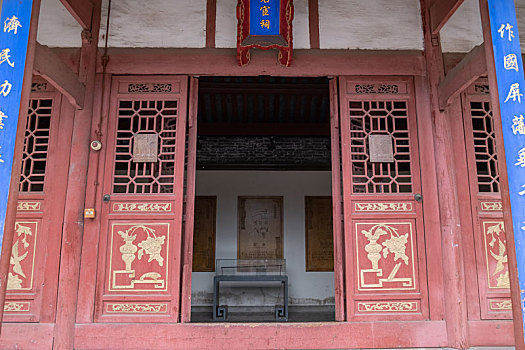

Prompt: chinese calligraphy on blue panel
xmin=0 ymin=0 xmax=34 ymax=252
xmin=249 ymin=0 xmax=280 ymax=36
xmin=488 ymin=0 xmax=525 ymax=337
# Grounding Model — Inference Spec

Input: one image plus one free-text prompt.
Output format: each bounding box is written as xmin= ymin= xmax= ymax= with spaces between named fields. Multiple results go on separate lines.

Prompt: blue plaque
xmin=488 ymin=0 xmax=525 ymax=336
xmin=0 ymin=0 xmax=34 ymax=253
xmin=249 ymin=0 xmax=280 ymax=36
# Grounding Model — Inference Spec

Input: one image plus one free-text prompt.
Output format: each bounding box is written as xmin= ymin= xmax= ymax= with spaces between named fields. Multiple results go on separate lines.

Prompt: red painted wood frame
xmin=93 ymin=76 xmax=188 ymax=323
xmin=460 ymin=81 xmax=512 ymax=320
xmin=4 ymin=80 xmax=74 ymax=323
xmin=236 ymin=0 xmax=294 ymax=66
xmin=339 ymin=76 xmax=433 ymax=321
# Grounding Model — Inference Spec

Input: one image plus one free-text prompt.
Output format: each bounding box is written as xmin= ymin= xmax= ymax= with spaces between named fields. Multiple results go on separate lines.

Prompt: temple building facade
xmin=0 ymin=0 xmax=523 ymax=349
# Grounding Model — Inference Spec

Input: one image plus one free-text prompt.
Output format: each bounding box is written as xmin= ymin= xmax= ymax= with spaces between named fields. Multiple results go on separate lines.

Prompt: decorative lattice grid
xmin=112 ymin=99 xmax=178 ymax=194
xmin=348 ymin=100 xmax=412 ymax=194
xmin=469 ymin=100 xmax=500 ymax=193
xmin=19 ymin=98 xmax=53 ymax=192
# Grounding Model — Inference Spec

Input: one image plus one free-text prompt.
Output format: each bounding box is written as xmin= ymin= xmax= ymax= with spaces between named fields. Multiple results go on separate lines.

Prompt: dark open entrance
xmin=190 ymin=76 xmax=335 ymax=322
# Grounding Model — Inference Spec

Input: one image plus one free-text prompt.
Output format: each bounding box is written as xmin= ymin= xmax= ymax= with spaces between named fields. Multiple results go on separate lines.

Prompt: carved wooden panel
xmin=20 ymin=98 xmax=52 ymax=192
xmin=192 ymin=196 xmax=216 ymax=272
xmin=106 ymin=222 xmax=170 ymax=293
xmin=339 ymin=77 xmax=428 ymax=321
xmin=463 ymin=85 xmax=511 ymax=320
xmin=355 ymin=221 xmax=417 ymax=291
xmin=7 ymin=221 xmax=39 ymax=291
xmin=5 ymin=90 xmax=71 ymax=323
xmin=305 ymin=196 xmax=333 ymax=272
xmin=238 ymin=197 xmax=283 ymax=260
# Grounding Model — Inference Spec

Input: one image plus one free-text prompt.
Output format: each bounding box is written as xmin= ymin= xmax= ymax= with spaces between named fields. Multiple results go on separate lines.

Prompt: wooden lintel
xmin=438 ymin=44 xmax=486 ymax=110
xmin=430 ymin=0 xmax=465 ymax=35
xmin=100 ymin=49 xmax=426 ymax=76
xmin=33 ymin=42 xmax=85 ymax=109
xmin=59 ymin=0 xmax=93 ymax=31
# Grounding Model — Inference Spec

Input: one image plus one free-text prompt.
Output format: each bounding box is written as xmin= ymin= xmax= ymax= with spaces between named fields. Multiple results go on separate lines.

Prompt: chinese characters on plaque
xmin=238 ymin=197 xmax=283 ymax=260
xmin=236 ymin=0 xmax=294 ymax=66
xmin=487 ymin=0 xmax=525 ymax=326
xmin=0 ymin=1 xmax=34 ymax=252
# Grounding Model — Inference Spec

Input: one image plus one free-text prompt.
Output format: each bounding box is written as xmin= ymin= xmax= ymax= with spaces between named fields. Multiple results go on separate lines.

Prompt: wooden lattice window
xmin=349 ymin=100 xmax=412 ymax=194
xmin=469 ymin=100 xmax=499 ymax=193
xmin=19 ymin=98 xmax=52 ymax=192
xmin=113 ymin=99 xmax=178 ymax=194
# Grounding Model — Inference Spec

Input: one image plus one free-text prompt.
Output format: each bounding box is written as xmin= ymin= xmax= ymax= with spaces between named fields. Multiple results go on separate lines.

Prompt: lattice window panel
xmin=469 ymin=100 xmax=499 ymax=193
xmin=348 ymin=100 xmax=412 ymax=194
xmin=19 ymin=98 xmax=53 ymax=192
xmin=113 ymin=99 xmax=178 ymax=194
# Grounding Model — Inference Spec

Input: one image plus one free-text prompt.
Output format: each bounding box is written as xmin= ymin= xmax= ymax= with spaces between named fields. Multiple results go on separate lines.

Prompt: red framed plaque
xmin=236 ymin=0 xmax=294 ymax=66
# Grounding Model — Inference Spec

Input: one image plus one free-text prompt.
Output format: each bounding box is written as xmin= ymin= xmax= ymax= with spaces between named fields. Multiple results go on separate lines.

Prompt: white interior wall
xmin=318 ymin=0 xmax=424 ymax=50
xmin=34 ymin=0 xmax=525 ymax=52
xmin=440 ymin=0 xmax=483 ymax=53
xmin=191 ymin=170 xmax=335 ymax=307
xmin=37 ymin=0 xmax=82 ymax=47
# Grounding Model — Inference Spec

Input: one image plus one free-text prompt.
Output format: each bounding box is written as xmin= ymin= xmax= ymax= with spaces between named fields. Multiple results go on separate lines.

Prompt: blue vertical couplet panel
xmin=249 ymin=0 xmax=280 ymax=36
xmin=488 ymin=0 xmax=525 ymax=338
xmin=0 ymin=0 xmax=34 ymax=254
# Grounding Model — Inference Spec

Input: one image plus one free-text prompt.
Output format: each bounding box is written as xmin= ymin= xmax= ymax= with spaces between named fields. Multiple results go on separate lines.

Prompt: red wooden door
xmin=4 ymin=81 xmax=73 ymax=322
xmin=94 ymin=76 xmax=188 ymax=322
xmin=462 ymin=81 xmax=512 ymax=320
xmin=339 ymin=77 xmax=429 ymax=321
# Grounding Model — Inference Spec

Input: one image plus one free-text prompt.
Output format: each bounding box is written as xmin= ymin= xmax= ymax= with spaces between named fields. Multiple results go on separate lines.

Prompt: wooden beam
xmin=308 ymin=0 xmax=320 ymax=49
xmin=430 ymin=0 xmax=465 ymax=34
xmin=100 ymin=49 xmax=426 ymax=76
xmin=198 ymin=122 xmax=330 ymax=136
xmin=59 ymin=0 xmax=94 ymax=31
xmin=206 ymin=0 xmax=217 ymax=48
xmin=33 ymin=42 xmax=85 ymax=109
xmin=438 ymin=44 xmax=486 ymax=110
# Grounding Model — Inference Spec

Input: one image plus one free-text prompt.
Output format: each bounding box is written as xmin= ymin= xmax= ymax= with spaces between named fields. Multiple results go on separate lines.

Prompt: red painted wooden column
xmin=53 ymin=1 xmax=102 ymax=348
xmin=479 ymin=1 xmax=525 ymax=348
xmin=329 ymin=78 xmax=345 ymax=321
xmin=180 ymin=77 xmax=199 ymax=323
xmin=421 ymin=0 xmax=469 ymax=348
xmin=0 ymin=0 xmax=42 ymax=329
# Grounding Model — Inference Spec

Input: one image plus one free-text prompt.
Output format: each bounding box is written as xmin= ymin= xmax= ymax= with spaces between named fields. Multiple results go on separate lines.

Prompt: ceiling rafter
xmin=430 ymin=0 xmax=466 ymax=35
xmin=59 ymin=0 xmax=94 ymax=31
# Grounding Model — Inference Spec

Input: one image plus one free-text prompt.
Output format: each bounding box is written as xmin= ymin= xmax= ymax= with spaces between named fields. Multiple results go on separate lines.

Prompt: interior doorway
xmin=189 ymin=76 xmax=336 ymax=322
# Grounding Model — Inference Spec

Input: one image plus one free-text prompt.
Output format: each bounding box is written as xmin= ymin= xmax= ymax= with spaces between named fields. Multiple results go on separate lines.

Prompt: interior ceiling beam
xmin=33 ymin=42 xmax=86 ymax=109
xmin=438 ymin=43 xmax=486 ymax=110
xmin=59 ymin=0 xmax=94 ymax=31
xmin=430 ymin=0 xmax=465 ymax=35
xmin=198 ymin=122 xmax=330 ymax=136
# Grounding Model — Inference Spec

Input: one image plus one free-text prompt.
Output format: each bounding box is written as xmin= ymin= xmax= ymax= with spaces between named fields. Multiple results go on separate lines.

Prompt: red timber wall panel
xmin=461 ymin=81 xmax=512 ymax=320
xmin=339 ymin=77 xmax=429 ymax=321
xmin=94 ymin=76 xmax=188 ymax=323
xmin=4 ymin=80 xmax=73 ymax=322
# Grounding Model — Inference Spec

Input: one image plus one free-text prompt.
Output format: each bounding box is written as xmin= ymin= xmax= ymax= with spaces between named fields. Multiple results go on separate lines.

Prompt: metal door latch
xmin=414 ymin=193 xmax=423 ymax=202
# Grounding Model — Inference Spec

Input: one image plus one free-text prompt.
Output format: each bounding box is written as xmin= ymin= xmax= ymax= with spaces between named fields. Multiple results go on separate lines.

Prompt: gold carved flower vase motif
xmin=109 ymin=223 xmax=169 ymax=292
xmin=356 ymin=222 xmax=417 ymax=291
